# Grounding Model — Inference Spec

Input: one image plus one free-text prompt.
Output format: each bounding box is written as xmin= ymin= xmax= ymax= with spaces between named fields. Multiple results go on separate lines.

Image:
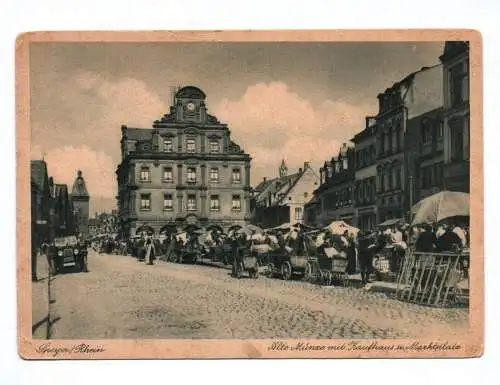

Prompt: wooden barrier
xmin=396 ymin=250 xmax=468 ymax=307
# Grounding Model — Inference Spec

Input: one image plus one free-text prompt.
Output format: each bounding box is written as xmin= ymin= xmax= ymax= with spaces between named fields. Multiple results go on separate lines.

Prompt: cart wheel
xmin=253 ymin=264 xmax=260 ymax=279
xmin=304 ymin=262 xmax=314 ymax=282
xmin=325 ymin=271 xmax=333 ymax=286
xmin=281 ymin=261 xmax=292 ymax=281
xmin=266 ymin=263 xmax=275 ymax=278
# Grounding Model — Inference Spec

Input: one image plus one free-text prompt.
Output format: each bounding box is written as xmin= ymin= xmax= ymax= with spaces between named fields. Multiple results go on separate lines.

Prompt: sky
xmin=29 ymin=41 xmax=444 ymax=213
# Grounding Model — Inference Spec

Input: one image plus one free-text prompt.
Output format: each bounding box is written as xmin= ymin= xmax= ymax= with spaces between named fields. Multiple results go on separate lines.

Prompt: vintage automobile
xmin=52 ymin=235 xmax=88 ymax=273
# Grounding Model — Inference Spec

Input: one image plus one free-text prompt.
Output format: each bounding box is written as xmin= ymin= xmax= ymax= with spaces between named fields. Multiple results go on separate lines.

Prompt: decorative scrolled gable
xmin=228 ymin=140 xmax=243 ymax=154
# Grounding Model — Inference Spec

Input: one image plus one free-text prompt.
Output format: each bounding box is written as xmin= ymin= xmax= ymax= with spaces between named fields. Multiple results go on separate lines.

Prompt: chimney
xmin=263 ymin=177 xmax=267 ymax=182
xmin=304 ymin=161 xmax=310 ymax=170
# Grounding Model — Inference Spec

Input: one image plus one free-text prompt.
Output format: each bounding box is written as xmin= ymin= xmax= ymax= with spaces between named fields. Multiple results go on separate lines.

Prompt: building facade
xmin=31 ymin=160 xmax=52 ymax=246
xmin=71 ymin=170 xmax=90 ymax=237
xmin=116 ymin=86 xmax=252 ymax=235
xmin=352 ymin=117 xmax=378 ymax=231
xmin=375 ymin=64 xmax=443 ymax=223
xmin=314 ymin=143 xmax=356 ymax=227
xmin=440 ymin=41 xmax=470 ymax=193
xmin=405 ymin=107 xmax=445 ymax=203
xmin=252 ymin=161 xmax=319 ymax=229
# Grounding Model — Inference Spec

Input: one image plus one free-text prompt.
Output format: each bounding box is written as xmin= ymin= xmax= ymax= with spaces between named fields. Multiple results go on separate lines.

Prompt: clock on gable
xmin=186 ymin=101 xmax=196 ymax=112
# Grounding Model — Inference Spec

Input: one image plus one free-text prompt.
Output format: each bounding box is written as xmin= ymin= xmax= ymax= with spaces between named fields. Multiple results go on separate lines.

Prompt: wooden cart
xmin=305 ymin=253 xmax=349 ymax=286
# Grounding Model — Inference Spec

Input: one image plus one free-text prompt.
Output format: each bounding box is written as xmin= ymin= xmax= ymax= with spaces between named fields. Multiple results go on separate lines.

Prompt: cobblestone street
xmin=48 ymin=250 xmax=468 ymax=340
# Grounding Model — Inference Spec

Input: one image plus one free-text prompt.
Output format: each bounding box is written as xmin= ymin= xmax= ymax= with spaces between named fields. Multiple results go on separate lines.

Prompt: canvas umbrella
xmin=237 ymin=224 xmax=263 ymax=236
xmin=411 ymin=191 xmax=470 ymax=226
xmin=324 ymin=220 xmax=359 ymax=236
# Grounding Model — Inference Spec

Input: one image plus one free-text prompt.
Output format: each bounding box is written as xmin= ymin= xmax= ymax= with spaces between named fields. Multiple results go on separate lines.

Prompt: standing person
xmin=346 ymin=234 xmax=357 ymax=275
xmin=144 ymin=235 xmax=155 ymax=265
xmin=358 ymin=232 xmax=377 ymax=285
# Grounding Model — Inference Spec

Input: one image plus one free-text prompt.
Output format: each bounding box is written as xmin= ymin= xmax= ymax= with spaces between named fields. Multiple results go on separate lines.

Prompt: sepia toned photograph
xmin=17 ymin=30 xmax=483 ymax=359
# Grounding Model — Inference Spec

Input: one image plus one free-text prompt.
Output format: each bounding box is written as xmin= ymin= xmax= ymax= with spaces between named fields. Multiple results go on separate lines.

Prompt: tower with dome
xmin=71 ymin=170 xmax=90 ymax=237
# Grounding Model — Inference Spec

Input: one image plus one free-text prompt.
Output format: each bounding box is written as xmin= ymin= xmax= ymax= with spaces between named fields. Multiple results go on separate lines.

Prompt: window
xmin=187 ymin=167 xmax=196 ymax=183
xmin=438 ymin=122 xmax=444 ymax=138
xmin=163 ymin=194 xmax=173 ymax=211
xmin=450 ymin=62 xmax=468 ymax=107
xmin=209 ymin=167 xmax=219 ymax=182
xmin=450 ymin=118 xmax=465 ymax=162
xmin=209 ymin=141 xmax=220 ymax=153
xmin=163 ymin=167 xmax=173 ymax=182
xmin=186 ymin=139 xmax=196 ymax=153
xmin=210 ymin=195 xmax=220 ymax=211
xmin=422 ymin=120 xmax=433 ymax=145
xmin=140 ymin=194 xmax=151 ymax=210
xmin=187 ymin=195 xmax=197 ymax=211
xmin=139 ymin=167 xmax=150 ymax=182
xmin=232 ymin=195 xmax=241 ymax=210
xmin=295 ymin=207 xmax=303 ymax=221
xmin=232 ymin=168 xmax=241 ymax=183
xmin=342 ymin=157 xmax=348 ymax=171
xmin=395 ymin=167 xmax=401 ymax=189
xmin=163 ymin=139 xmax=173 ymax=152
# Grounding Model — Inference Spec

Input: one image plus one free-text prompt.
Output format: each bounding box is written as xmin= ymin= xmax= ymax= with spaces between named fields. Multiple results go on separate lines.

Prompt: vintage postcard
xmin=17 ymin=30 xmax=483 ymax=359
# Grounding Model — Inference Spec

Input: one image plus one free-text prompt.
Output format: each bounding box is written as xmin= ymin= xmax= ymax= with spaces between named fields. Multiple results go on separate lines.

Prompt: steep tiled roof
xmin=254 ymin=172 xmax=301 ymax=205
xmin=30 ymin=160 xmax=48 ymax=191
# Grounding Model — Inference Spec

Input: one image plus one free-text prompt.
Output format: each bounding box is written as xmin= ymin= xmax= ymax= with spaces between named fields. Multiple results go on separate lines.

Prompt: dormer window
xmin=186 ymin=139 xmax=196 ymax=153
xmin=210 ymin=140 xmax=220 ymax=153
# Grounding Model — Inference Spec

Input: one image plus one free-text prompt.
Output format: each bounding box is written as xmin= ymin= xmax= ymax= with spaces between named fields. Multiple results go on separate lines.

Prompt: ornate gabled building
xmin=71 ymin=170 xmax=90 ymax=237
xmin=440 ymin=41 xmax=470 ymax=193
xmin=116 ymin=85 xmax=252 ymax=236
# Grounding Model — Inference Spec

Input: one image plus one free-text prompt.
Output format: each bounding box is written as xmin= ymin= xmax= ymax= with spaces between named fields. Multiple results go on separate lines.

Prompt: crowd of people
xmin=89 ymin=219 xmax=469 ymax=287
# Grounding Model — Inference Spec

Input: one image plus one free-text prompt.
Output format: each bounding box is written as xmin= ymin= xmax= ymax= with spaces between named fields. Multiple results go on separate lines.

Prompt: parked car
xmin=52 ymin=235 xmax=88 ymax=274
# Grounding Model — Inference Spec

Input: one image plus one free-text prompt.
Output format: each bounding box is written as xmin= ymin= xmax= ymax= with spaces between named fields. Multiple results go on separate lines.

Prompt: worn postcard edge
xmin=16 ymin=29 xmax=484 ymax=359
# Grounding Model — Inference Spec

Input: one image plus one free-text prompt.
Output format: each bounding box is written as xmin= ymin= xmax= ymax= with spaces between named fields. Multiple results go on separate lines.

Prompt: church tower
xmin=71 ymin=170 xmax=90 ymax=237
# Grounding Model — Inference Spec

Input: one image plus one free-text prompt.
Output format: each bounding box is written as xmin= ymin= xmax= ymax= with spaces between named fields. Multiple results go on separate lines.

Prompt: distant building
xmin=313 ymin=143 xmax=356 ymax=227
xmin=116 ymin=85 xmax=252 ymax=235
xmin=375 ymin=64 xmax=443 ymax=222
xmin=30 ymin=160 xmax=52 ymax=245
xmin=352 ymin=118 xmax=378 ymax=231
xmin=440 ymin=41 xmax=470 ymax=193
xmin=71 ymin=170 xmax=90 ymax=237
xmin=252 ymin=161 xmax=320 ymax=229
xmin=52 ymin=183 xmax=77 ymax=237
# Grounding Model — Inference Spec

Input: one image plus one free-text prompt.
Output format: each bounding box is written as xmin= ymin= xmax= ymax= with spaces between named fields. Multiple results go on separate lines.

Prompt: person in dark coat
xmin=358 ymin=232 xmax=376 ymax=285
xmin=414 ymin=224 xmax=437 ymax=253
xmin=346 ymin=235 xmax=357 ymax=275
xmin=435 ymin=225 xmax=463 ymax=253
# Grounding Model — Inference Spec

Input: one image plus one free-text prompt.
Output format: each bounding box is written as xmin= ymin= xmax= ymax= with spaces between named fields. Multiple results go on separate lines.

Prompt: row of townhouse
xmin=31 ymin=160 xmax=91 ymax=249
xmin=303 ymin=41 xmax=470 ymax=231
